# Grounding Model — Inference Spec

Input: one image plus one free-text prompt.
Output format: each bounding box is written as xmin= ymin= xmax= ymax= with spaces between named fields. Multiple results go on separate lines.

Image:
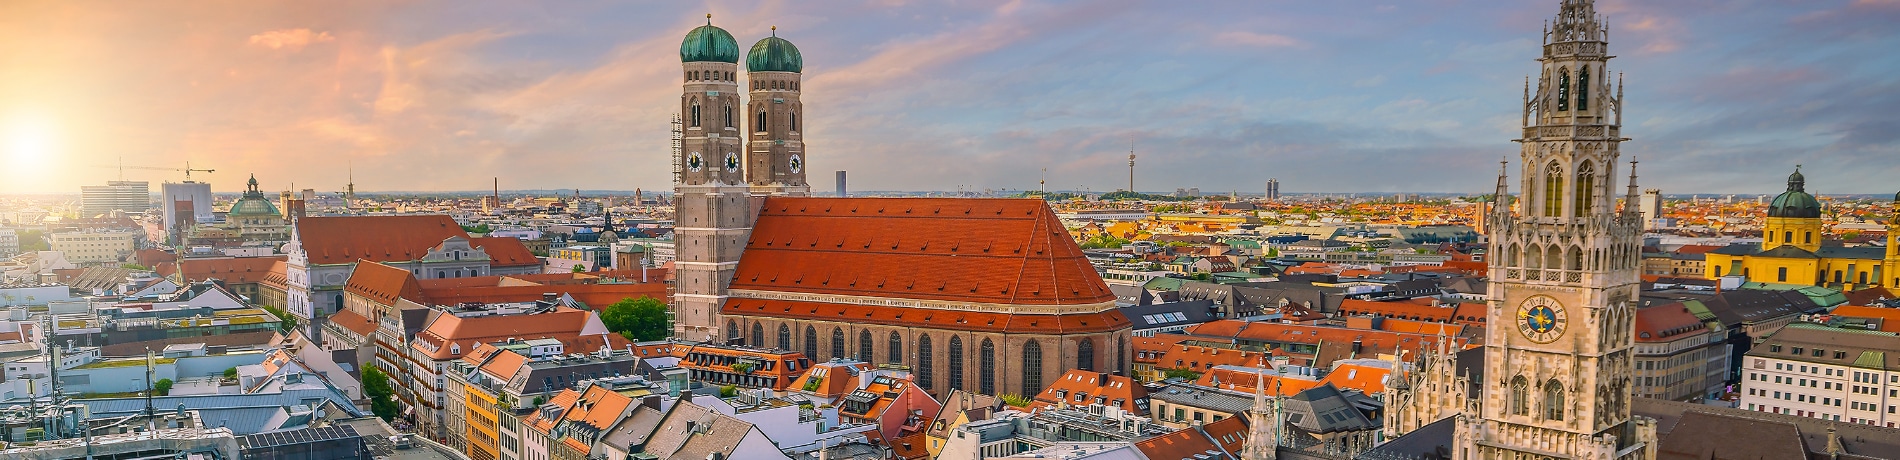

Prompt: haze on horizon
xmin=2 ymin=0 xmax=1896 ymax=195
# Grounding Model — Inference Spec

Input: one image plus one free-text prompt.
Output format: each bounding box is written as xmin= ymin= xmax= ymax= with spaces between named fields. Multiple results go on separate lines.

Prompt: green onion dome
xmin=746 ymin=33 xmax=802 ymax=73
xmin=1767 ymin=167 xmax=1821 ymax=219
xmin=681 ymin=20 xmax=739 ymax=64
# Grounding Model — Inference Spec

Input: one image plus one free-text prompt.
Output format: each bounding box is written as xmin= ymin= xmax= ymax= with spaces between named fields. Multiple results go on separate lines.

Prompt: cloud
xmin=1217 ymin=31 xmax=1302 ymax=48
xmin=248 ymin=29 xmax=335 ymax=50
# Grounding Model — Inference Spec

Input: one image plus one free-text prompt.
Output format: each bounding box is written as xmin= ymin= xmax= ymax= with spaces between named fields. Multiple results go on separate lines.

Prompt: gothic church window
xmin=1544 ymin=379 xmax=1565 ymax=420
xmin=1574 ymin=161 xmax=1596 ymax=216
xmin=1077 ymin=338 xmax=1095 ymax=371
xmin=888 ymin=332 xmax=903 ymax=365
xmin=757 ymin=111 xmax=768 ymax=133
xmin=727 ymin=321 xmax=739 ymax=341
xmin=918 ymin=335 xmax=934 ymax=389
xmin=980 ymin=339 xmax=997 ymax=395
xmin=690 ymin=103 xmax=701 ymax=127
xmin=860 ymin=330 xmax=874 ymax=362
xmin=805 ymin=326 xmax=818 ymax=358
xmin=789 ymin=112 xmax=798 ymax=132
xmin=831 ymin=328 xmax=846 ymax=360
xmin=1023 ymin=340 xmax=1043 ymax=395
xmin=724 ymin=106 xmax=734 ymax=129
xmin=949 ymin=336 xmax=964 ymax=391
xmin=778 ymin=324 xmax=791 ymax=350
xmin=1577 ymin=66 xmax=1590 ymax=111
xmin=1510 ymin=376 xmax=1530 ymax=416
xmin=1543 ymin=162 xmax=1564 ymax=217
xmin=1557 ymin=69 xmax=1571 ymax=111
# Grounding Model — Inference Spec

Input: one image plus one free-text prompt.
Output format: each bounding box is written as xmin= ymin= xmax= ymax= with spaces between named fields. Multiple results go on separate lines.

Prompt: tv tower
xmin=1127 ymin=140 xmax=1136 ymax=193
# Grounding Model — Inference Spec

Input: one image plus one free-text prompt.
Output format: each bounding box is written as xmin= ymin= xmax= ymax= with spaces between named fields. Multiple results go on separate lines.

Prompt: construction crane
xmin=98 ymin=161 xmax=216 ymax=181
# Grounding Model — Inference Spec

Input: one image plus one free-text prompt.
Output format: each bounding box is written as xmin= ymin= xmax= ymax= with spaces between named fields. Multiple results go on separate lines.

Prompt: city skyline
xmin=3 ymin=1 xmax=1897 ymax=195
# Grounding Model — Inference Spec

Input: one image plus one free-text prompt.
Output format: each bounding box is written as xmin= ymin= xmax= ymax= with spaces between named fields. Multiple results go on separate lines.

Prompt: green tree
xmin=223 ymin=367 xmax=238 ymax=380
xmin=998 ymin=393 xmax=1032 ymax=408
xmin=461 ymin=223 xmax=492 ymax=234
xmin=121 ymin=263 xmax=150 ymax=271
xmin=719 ymin=385 xmax=739 ymax=398
xmin=363 ymin=367 xmax=399 ymax=421
xmin=1162 ymin=369 xmax=1202 ymax=381
xmin=153 ymin=378 xmax=173 ymax=396
xmin=600 ymin=296 xmax=671 ymax=341
xmin=571 ymin=264 xmax=586 ymax=273
xmin=16 ymin=230 xmax=48 ymax=252
xmin=258 ymin=305 xmax=298 ymax=334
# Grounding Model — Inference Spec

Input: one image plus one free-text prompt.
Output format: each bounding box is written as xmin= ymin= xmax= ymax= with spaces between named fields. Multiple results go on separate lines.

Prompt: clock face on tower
xmin=1516 ymin=295 xmax=1568 ymax=343
xmin=788 ymin=154 xmax=803 ymax=174
xmin=687 ymin=152 xmax=703 ymax=172
xmin=724 ymin=152 xmax=740 ymax=172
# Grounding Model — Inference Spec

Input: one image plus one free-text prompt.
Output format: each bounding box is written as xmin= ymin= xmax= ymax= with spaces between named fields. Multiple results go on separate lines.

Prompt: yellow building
xmin=1704 ymin=168 xmax=1899 ymax=289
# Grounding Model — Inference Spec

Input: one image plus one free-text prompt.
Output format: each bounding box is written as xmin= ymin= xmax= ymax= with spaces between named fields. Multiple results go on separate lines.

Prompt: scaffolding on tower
xmin=671 ymin=113 xmax=684 ymax=186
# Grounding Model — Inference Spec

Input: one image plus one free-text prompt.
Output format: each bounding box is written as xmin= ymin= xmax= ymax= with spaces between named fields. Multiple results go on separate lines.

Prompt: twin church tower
xmin=673 ymin=17 xmax=810 ymax=341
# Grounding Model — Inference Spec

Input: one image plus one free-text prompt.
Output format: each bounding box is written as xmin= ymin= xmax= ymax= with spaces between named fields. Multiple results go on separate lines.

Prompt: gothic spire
xmin=1551 ymin=0 xmax=1604 ymax=43
xmin=1242 ymin=356 xmax=1279 ymax=460
xmin=1624 ymin=159 xmax=1641 ymax=216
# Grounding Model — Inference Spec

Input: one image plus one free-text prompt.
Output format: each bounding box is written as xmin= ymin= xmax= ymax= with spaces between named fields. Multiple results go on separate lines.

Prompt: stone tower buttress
xmin=674 ymin=18 xmax=752 ymax=342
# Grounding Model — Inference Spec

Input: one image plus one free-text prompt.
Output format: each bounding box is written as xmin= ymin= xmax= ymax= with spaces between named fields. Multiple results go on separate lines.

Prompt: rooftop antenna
xmin=1127 ymin=139 xmax=1136 ymax=193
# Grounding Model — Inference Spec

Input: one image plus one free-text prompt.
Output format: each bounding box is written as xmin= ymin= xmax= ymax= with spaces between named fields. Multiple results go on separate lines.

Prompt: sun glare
xmin=3 ymin=114 xmax=56 ymax=173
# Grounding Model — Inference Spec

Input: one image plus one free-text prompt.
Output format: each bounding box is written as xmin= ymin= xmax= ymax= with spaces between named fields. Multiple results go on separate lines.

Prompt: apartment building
xmin=1738 ymin=322 xmax=1900 ymax=427
xmin=1632 ymin=303 xmax=1731 ymax=402
xmin=49 ymin=230 xmax=140 ymax=264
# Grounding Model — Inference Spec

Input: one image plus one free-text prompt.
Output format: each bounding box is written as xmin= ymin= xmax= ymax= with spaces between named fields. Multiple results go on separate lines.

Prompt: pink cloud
xmin=248 ymin=28 xmax=335 ymax=50
xmin=1217 ymin=31 xmax=1302 ymax=48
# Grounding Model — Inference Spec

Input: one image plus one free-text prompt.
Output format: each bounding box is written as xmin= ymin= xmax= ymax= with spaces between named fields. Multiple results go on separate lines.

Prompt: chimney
xmin=640 ymin=394 xmax=663 ymax=412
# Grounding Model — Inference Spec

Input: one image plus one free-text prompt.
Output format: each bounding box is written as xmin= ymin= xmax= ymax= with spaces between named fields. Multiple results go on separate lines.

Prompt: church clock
xmin=687 ymin=152 xmax=704 ymax=172
xmin=1516 ymin=295 xmax=1567 ymax=343
xmin=788 ymin=154 xmax=803 ymax=174
xmin=724 ymin=152 xmax=741 ymax=172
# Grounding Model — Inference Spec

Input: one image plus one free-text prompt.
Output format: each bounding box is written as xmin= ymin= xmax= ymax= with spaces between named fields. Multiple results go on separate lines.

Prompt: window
xmin=888 ymin=331 xmax=903 ymax=365
xmin=778 ymin=324 xmax=791 ymax=350
xmin=1778 ymin=267 xmax=1788 ymax=282
xmin=751 ymin=323 xmax=764 ymax=347
xmin=690 ymin=103 xmax=701 ymax=127
xmin=1573 ymin=162 xmax=1596 ymax=216
xmin=1543 ymin=161 xmax=1564 ymax=217
xmin=831 ymin=328 xmax=846 ymax=360
xmin=1077 ymin=338 xmax=1095 ymax=371
xmin=948 ymin=336 xmax=964 ymax=391
xmin=1784 ymin=232 xmax=1794 ymax=245
xmin=723 ymin=106 xmax=734 ymax=129
xmin=859 ymin=330 xmax=874 ymax=362
xmin=1023 ymin=340 xmax=1043 ymax=395
xmin=980 ymin=339 xmax=997 ymax=395
xmin=918 ymin=335 xmax=933 ymax=389
xmin=728 ymin=321 xmax=740 ymax=341
xmin=1510 ymin=376 xmax=1530 ymax=416
xmin=1805 ymin=232 xmax=1813 ymax=244
xmin=789 ymin=112 xmax=798 ymax=131
xmin=1576 ymin=66 xmax=1590 ymax=110
xmin=756 ymin=111 xmax=767 ymax=133
xmin=805 ymin=326 xmax=818 ymax=358
xmin=1557 ymin=69 xmax=1571 ymax=111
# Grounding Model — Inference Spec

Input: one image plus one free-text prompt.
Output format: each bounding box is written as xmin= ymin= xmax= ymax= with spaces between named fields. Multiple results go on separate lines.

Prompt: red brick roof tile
xmin=295 ymin=215 xmax=469 ymax=265
xmin=344 ymin=261 xmax=424 ymax=306
xmin=179 ymin=256 xmax=287 ymax=286
xmin=722 ymin=298 xmax=1128 ymax=334
xmin=1029 ymin=370 xmax=1147 ymax=415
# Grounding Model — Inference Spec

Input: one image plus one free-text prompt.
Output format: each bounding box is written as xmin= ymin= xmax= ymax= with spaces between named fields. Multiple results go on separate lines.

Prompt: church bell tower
xmin=1456 ymin=1 xmax=1658 ymax=458
xmin=673 ymin=16 xmax=753 ymax=342
xmin=745 ymin=27 xmax=809 ymax=196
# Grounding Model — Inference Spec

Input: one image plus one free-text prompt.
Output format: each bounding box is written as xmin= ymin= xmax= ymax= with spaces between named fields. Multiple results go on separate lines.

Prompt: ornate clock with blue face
xmin=724 ymin=152 xmax=740 ymax=172
xmin=687 ymin=152 xmax=704 ymax=172
xmin=1517 ymin=295 xmax=1567 ymax=343
xmin=788 ymin=154 xmax=803 ymax=174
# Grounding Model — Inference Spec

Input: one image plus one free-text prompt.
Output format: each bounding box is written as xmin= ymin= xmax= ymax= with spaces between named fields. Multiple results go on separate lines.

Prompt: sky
xmin=2 ymin=0 xmax=1897 ymax=195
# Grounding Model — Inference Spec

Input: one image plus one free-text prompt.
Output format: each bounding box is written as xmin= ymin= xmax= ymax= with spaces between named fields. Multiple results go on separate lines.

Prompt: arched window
xmin=777 ymin=324 xmax=791 ymax=350
xmin=1118 ymin=336 xmax=1127 ymax=374
xmin=831 ymin=328 xmax=846 ymax=360
xmin=979 ymin=339 xmax=997 ymax=395
xmin=888 ymin=332 xmax=903 ymax=365
xmin=690 ymin=103 xmax=701 ymax=127
xmin=1077 ymin=338 xmax=1095 ymax=371
xmin=788 ymin=112 xmax=798 ymax=132
xmin=917 ymin=335 xmax=934 ymax=389
xmin=690 ymin=70 xmax=698 ymax=80
xmin=1576 ymin=66 xmax=1590 ymax=111
xmin=1546 ymin=245 xmax=1562 ymax=270
xmin=1022 ymin=340 xmax=1044 ymax=395
xmin=727 ymin=321 xmax=739 ymax=341
xmin=751 ymin=323 xmax=764 ymax=347
xmin=756 ymin=111 xmax=767 ymax=133
xmin=1544 ymin=379 xmax=1565 ymax=420
xmin=1526 ymin=244 xmax=1543 ymax=269
xmin=948 ymin=336 xmax=964 ymax=391
xmin=1510 ymin=376 xmax=1530 ymax=416
xmin=1543 ymin=161 xmax=1564 ymax=217
xmin=805 ymin=326 xmax=818 ymax=358
xmin=1566 ymin=246 xmax=1583 ymax=270
xmin=859 ymin=330 xmax=874 ymax=362
xmin=1557 ymin=69 xmax=1571 ymax=111
xmin=723 ymin=106 xmax=734 ymax=129
xmin=1574 ymin=161 xmax=1596 ymax=216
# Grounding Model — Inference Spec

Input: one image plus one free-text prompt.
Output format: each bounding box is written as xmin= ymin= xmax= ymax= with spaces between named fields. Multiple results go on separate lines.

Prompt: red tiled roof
xmin=422 ymin=283 xmax=667 ymax=310
xmin=1675 ymin=245 xmax=1726 ymax=255
xmin=1337 ymin=298 xmax=1456 ymax=323
xmin=1029 ymin=370 xmax=1148 ymax=415
xmin=179 ymin=256 xmax=287 ymax=286
xmin=470 ymin=237 xmax=541 ymax=267
xmin=1844 ymin=287 xmax=1897 ymax=308
xmin=410 ymin=307 xmax=623 ymax=361
xmin=328 ymin=308 xmax=379 ymax=337
xmin=731 ymin=197 xmax=1115 ymax=306
xmin=722 ymin=298 xmax=1129 ymax=334
xmin=1134 ymin=416 xmax=1247 ymax=460
xmin=888 ymin=432 xmax=931 ymax=460
xmin=261 ymin=261 xmax=290 ymax=290
xmin=294 ymin=215 xmax=466 ymax=265
xmin=135 ymin=249 xmax=175 ymax=269
xmin=1830 ymin=305 xmax=1900 ymax=333
xmin=1132 ymin=339 xmax=1267 ymax=373
xmin=344 ymin=261 xmax=424 ymax=306
xmin=1319 ymin=363 xmax=1392 ymax=394
xmin=1634 ymin=303 xmax=1709 ymax=343
xmin=1196 ymin=367 xmax=1322 ymax=395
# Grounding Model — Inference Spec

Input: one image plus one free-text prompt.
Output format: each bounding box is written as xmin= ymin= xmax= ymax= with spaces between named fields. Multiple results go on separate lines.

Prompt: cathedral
xmin=1702 ymin=168 xmax=1900 ymax=290
xmin=1382 ymin=1 xmax=1662 ymax=458
xmin=668 ymin=17 xmax=1133 ymax=398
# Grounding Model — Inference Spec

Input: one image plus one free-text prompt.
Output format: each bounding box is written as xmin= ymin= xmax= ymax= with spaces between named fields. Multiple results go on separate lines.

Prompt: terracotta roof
xmin=421 ymin=283 xmax=667 ymax=311
xmin=478 ymin=347 xmax=529 ymax=382
xmin=1844 ymin=287 xmax=1897 ymax=307
xmin=260 ymin=261 xmax=290 ymax=290
xmin=888 ymin=432 xmax=930 ymax=460
xmin=1133 ymin=415 xmax=1247 ymax=460
xmin=469 ymin=236 xmax=541 ymax=267
xmin=1319 ymin=363 xmax=1391 ymax=394
xmin=1029 ymin=370 xmax=1148 ymax=416
xmin=731 ymin=197 xmax=1115 ymax=305
xmin=344 ymin=261 xmax=424 ymax=306
xmin=178 ymin=256 xmax=286 ymax=286
xmin=294 ymin=215 xmax=467 ymax=265
xmin=1634 ymin=303 xmax=1709 ymax=343
xmin=327 ymin=308 xmax=379 ymax=337
xmin=410 ymin=307 xmax=622 ymax=361
xmin=565 ymin=385 xmax=634 ymax=430
xmin=723 ymin=297 xmax=1129 ymax=334
xmin=1338 ymin=298 xmax=1457 ymax=322
xmin=135 ymin=248 xmax=175 ymax=268
xmin=789 ymin=360 xmax=875 ymax=399
xmin=1133 ymin=338 xmax=1267 ymax=373
xmin=524 ymin=389 xmax=582 ymax=433
xmin=1827 ymin=305 xmax=1900 ymax=333
xmin=1195 ymin=367 xmax=1323 ymax=396
xmin=1182 ymin=320 xmax=1460 ymax=365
